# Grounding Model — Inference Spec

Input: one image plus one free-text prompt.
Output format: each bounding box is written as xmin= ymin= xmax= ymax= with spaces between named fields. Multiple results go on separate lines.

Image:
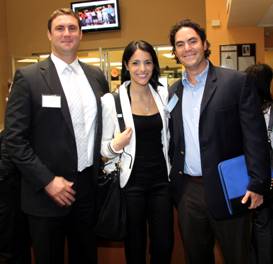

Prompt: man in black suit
xmin=168 ymin=19 xmax=271 ymax=263
xmin=0 ymin=130 xmax=31 ymax=264
xmin=3 ymin=8 xmax=109 ymax=264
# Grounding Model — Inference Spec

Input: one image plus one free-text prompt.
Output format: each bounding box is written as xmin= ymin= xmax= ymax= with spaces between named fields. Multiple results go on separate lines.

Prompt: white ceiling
xmin=227 ymin=0 xmax=273 ymax=27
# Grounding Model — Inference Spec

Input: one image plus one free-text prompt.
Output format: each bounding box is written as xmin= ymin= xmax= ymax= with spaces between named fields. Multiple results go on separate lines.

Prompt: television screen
xmin=71 ymin=0 xmax=120 ymax=32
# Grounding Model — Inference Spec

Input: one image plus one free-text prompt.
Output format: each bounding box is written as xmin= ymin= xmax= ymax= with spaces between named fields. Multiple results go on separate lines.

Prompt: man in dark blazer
xmin=0 ymin=130 xmax=31 ymax=264
xmin=168 ymin=19 xmax=271 ymax=264
xmin=3 ymin=8 xmax=109 ymax=264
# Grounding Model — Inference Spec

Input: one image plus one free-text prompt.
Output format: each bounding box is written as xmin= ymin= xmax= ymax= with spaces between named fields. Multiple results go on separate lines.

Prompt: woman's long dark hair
xmin=245 ymin=63 xmax=273 ymax=110
xmin=121 ymin=40 xmax=161 ymax=90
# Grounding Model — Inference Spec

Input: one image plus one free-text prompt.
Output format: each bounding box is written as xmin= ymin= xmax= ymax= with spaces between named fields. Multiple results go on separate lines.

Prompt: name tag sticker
xmin=166 ymin=94 xmax=179 ymax=113
xmin=42 ymin=95 xmax=61 ymax=108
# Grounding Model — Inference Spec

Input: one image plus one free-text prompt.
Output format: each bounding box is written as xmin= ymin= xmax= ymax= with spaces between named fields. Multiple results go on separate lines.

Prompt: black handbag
xmin=95 ymin=92 xmax=126 ymax=241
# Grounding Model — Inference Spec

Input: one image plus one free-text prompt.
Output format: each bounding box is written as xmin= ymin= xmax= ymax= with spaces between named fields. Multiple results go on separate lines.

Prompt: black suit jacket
xmin=169 ymin=62 xmax=271 ymax=219
xmin=3 ymin=57 xmax=109 ymax=217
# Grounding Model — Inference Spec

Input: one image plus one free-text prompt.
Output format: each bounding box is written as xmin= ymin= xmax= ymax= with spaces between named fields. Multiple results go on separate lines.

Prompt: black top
xmin=132 ymin=113 xmax=166 ymax=175
xmin=133 ymin=113 xmax=163 ymax=157
xmin=127 ymin=86 xmax=167 ymax=183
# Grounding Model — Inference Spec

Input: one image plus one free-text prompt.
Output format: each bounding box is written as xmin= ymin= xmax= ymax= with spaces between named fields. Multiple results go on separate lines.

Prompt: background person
xmin=0 ymin=133 xmax=31 ymax=264
xmin=101 ymin=40 xmax=174 ymax=264
xmin=168 ymin=19 xmax=271 ymax=264
xmin=245 ymin=63 xmax=273 ymax=264
xmin=3 ymin=8 xmax=109 ymax=264
xmin=0 ymin=80 xmax=31 ymax=264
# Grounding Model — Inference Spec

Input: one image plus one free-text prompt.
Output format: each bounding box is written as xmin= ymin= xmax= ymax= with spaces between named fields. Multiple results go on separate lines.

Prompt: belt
xmin=184 ymin=173 xmax=203 ymax=183
xmin=77 ymin=165 xmax=93 ymax=175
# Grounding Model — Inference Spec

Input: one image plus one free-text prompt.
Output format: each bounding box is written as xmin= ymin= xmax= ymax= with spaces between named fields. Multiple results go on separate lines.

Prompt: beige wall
xmin=205 ymin=0 xmax=264 ymax=66
xmin=265 ymin=50 xmax=273 ymax=69
xmin=0 ymin=0 xmax=9 ymax=128
xmin=1 ymin=0 xmax=205 ymax=127
xmin=6 ymin=0 xmax=206 ymax=57
xmin=0 ymin=1 xmax=207 ymax=262
xmin=265 ymin=30 xmax=273 ymax=69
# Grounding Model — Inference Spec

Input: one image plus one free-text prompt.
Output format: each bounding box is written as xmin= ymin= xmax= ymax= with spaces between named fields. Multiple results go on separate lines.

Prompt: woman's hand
xmin=112 ymin=128 xmax=133 ymax=151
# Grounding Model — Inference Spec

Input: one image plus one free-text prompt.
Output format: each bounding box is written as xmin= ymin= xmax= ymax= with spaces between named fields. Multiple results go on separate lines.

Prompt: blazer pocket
xmin=215 ymin=105 xmax=243 ymax=152
xmin=34 ymin=107 xmax=64 ymax=127
xmin=215 ymin=105 xmax=239 ymax=128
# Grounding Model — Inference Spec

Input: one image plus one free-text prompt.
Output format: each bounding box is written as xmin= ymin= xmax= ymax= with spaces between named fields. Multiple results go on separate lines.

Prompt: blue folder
xmin=218 ymin=155 xmax=272 ymax=215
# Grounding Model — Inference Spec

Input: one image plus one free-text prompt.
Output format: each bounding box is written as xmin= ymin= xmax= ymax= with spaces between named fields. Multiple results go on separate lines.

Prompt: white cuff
xmin=108 ymin=141 xmax=123 ymax=155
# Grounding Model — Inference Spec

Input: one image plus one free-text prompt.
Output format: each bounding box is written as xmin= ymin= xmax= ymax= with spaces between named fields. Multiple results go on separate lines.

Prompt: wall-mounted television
xmin=71 ymin=0 xmax=120 ymax=32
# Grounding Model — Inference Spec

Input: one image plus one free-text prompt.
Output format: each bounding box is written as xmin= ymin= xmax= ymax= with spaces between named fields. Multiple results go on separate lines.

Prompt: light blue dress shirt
xmin=182 ymin=61 xmax=209 ymax=176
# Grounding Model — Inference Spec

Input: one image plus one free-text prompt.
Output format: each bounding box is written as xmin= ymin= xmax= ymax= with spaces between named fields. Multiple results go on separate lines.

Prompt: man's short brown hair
xmin=47 ymin=8 xmax=81 ymax=33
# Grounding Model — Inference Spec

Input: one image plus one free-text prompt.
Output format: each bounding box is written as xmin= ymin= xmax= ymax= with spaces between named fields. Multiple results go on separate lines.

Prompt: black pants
xmin=178 ymin=176 xmax=251 ymax=264
xmin=28 ymin=167 xmax=97 ymax=264
xmin=0 ymin=178 xmax=31 ymax=264
xmin=124 ymin=175 xmax=174 ymax=264
xmin=251 ymin=203 xmax=273 ymax=264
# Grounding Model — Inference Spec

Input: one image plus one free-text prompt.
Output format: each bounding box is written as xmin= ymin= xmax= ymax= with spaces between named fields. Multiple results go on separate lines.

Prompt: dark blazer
xmin=3 ymin=57 xmax=109 ymax=217
xmin=169 ymin=62 xmax=271 ymax=219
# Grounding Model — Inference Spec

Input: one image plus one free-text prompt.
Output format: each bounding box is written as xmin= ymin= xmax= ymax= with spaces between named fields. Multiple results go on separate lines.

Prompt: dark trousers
xmin=0 ymin=178 xmax=31 ymax=264
xmin=250 ymin=203 xmax=273 ymax=264
xmin=178 ymin=176 xmax=251 ymax=264
xmin=124 ymin=178 xmax=174 ymax=264
xmin=28 ymin=167 xmax=97 ymax=264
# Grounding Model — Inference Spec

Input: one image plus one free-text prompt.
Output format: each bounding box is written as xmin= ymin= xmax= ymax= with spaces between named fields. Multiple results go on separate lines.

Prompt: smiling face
xmin=125 ymin=49 xmax=154 ymax=87
xmin=174 ymin=26 xmax=207 ymax=74
xmin=48 ymin=14 xmax=82 ymax=63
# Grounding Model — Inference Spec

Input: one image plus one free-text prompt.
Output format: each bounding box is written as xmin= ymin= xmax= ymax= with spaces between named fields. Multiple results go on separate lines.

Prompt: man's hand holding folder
xmin=218 ymin=155 xmax=272 ymax=215
xmin=241 ymin=190 xmax=263 ymax=209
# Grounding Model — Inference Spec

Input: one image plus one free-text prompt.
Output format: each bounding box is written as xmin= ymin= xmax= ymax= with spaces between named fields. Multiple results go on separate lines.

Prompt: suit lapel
xmin=39 ymin=58 xmax=75 ymax=137
xmin=80 ymin=62 xmax=103 ymax=99
xmin=173 ymin=81 xmax=183 ymax=118
xmin=79 ymin=62 xmax=103 ymax=120
xmin=79 ymin=62 xmax=103 ymax=119
xmin=200 ymin=63 xmax=217 ymax=115
xmin=172 ymin=80 xmax=184 ymax=137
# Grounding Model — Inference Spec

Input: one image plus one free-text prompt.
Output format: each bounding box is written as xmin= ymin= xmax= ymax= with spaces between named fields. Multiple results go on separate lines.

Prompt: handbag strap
xmin=267 ymin=104 xmax=273 ymax=150
xmin=112 ymin=92 xmax=125 ymax=132
xmin=268 ymin=105 xmax=273 ymax=132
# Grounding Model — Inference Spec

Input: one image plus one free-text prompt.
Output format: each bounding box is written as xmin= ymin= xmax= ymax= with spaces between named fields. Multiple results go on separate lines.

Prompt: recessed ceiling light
xmin=110 ymin=62 xmax=122 ymax=66
xmin=79 ymin=57 xmax=100 ymax=63
xmin=17 ymin=59 xmax=38 ymax=63
xmin=39 ymin=54 xmax=49 ymax=59
xmin=162 ymin=54 xmax=175 ymax=58
xmin=157 ymin=46 xmax=173 ymax=51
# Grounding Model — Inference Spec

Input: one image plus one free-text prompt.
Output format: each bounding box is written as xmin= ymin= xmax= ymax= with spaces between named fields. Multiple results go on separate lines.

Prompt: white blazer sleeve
xmin=100 ymin=93 xmax=121 ymax=159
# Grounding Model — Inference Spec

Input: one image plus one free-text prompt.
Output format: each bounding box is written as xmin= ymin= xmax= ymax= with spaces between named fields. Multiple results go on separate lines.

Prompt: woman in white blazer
xmin=101 ymin=40 xmax=173 ymax=264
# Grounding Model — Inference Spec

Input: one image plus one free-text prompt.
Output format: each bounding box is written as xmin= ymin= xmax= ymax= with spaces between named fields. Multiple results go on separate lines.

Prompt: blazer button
xmin=180 ymin=151 xmax=184 ymax=155
xmin=178 ymin=171 xmax=183 ymax=175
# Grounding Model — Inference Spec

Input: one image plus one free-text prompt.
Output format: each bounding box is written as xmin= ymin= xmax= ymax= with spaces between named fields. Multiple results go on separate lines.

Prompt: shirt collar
xmin=182 ymin=60 xmax=209 ymax=85
xmin=50 ymin=53 xmax=80 ymax=75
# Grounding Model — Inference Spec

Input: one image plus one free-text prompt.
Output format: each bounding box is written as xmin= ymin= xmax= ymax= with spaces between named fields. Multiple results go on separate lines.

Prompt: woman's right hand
xmin=112 ymin=127 xmax=133 ymax=151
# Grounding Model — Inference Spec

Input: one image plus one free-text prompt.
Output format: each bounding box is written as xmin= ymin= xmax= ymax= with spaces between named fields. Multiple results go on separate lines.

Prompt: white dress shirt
xmin=182 ymin=61 xmax=209 ymax=176
xmin=51 ymin=53 xmax=97 ymax=170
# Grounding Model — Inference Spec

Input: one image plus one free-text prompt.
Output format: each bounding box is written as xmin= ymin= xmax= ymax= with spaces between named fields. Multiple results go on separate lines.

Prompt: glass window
xmin=156 ymin=46 xmax=183 ymax=87
xmin=12 ymin=45 xmax=183 ymax=90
